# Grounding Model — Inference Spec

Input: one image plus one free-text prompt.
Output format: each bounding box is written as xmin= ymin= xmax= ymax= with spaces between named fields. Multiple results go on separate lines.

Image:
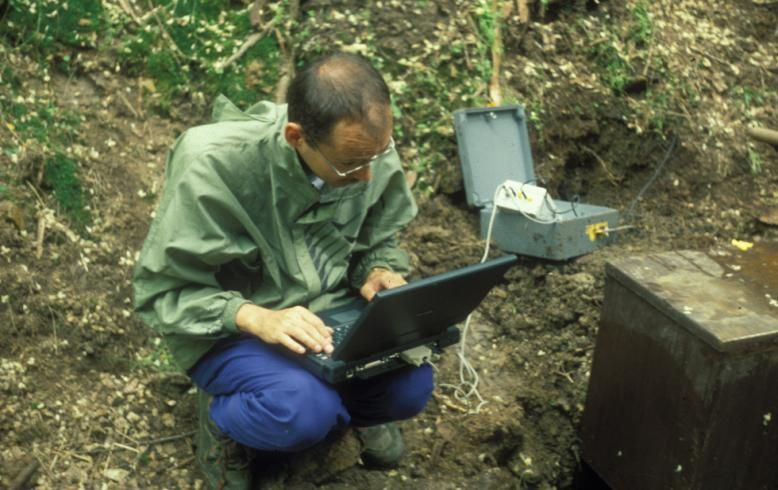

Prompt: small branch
xmin=35 ymin=213 xmax=46 ymax=259
xmin=141 ymin=430 xmax=197 ymax=446
xmin=217 ymin=29 xmax=270 ymax=72
xmin=155 ymin=455 xmax=195 ymax=475
xmin=249 ymin=0 xmax=267 ymax=28
xmin=432 ymin=392 xmax=469 ymax=413
xmin=688 ymin=45 xmax=730 ymax=68
xmin=517 ymin=0 xmax=529 ymax=23
xmin=488 ymin=0 xmax=510 ymax=106
xmin=81 ymin=431 xmax=197 ymax=455
xmin=147 ymin=1 xmax=185 ymax=65
xmin=116 ymin=0 xmax=144 ymax=25
xmin=581 ymin=145 xmax=619 ymax=185
xmin=747 ymin=126 xmax=778 ymax=146
xmin=116 ymin=91 xmax=139 ymax=119
xmin=273 ymin=28 xmax=295 ymax=104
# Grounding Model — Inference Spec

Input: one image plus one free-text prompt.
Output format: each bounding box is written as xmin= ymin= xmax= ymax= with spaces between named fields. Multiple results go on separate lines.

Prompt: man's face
xmin=294 ymin=107 xmax=394 ymax=188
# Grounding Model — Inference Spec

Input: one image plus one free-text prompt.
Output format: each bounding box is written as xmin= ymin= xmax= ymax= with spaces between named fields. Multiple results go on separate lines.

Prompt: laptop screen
xmin=333 ymin=255 xmax=517 ymax=361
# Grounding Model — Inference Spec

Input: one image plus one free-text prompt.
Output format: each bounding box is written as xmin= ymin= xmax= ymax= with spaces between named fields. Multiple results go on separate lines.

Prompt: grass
xmin=133 ymin=337 xmax=178 ymax=373
xmin=589 ymin=2 xmax=654 ymax=94
xmin=0 ymin=58 xmax=91 ymax=231
xmin=629 ymin=2 xmax=652 ymax=45
xmin=44 ymin=154 xmax=91 ymax=231
xmin=748 ymin=147 xmax=763 ymax=175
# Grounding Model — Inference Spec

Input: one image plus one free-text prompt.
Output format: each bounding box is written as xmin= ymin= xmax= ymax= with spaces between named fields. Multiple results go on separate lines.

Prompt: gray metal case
xmin=455 ymin=105 xmax=620 ymax=260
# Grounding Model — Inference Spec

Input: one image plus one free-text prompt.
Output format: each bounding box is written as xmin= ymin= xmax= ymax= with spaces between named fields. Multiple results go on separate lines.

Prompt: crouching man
xmin=132 ymin=52 xmax=433 ymax=488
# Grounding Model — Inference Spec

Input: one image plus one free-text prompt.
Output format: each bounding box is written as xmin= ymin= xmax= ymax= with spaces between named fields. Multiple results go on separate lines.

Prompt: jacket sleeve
xmin=348 ymin=160 xmax=418 ymax=288
xmin=132 ymin=157 xmax=256 ymax=341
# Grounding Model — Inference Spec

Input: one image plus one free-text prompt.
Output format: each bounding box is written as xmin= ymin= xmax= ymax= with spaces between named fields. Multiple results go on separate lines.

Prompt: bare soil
xmin=1 ymin=1 xmax=777 ymax=489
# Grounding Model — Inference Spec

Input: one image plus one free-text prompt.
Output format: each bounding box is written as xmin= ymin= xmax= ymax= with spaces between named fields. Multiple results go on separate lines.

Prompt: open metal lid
xmin=454 ymin=106 xmax=536 ymax=208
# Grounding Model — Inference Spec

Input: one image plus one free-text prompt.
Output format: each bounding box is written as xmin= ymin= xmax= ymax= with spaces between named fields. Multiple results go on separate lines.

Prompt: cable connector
xmin=400 ymin=345 xmax=433 ymax=367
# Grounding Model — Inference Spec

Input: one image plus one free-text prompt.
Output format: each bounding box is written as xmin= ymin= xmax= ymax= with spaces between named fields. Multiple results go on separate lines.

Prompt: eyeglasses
xmin=309 ymin=137 xmax=395 ymax=177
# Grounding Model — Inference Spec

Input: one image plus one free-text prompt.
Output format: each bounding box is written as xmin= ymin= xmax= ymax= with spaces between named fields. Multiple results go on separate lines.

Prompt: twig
xmin=273 ymin=28 xmax=295 ymax=104
xmin=581 ymin=145 xmax=619 ymax=185
xmin=517 ymin=0 xmax=529 ymax=23
xmin=137 ymin=77 xmax=145 ymax=119
xmin=432 ymin=392 xmax=469 ymax=413
xmin=35 ymin=213 xmax=46 ymax=259
xmin=147 ymin=1 xmax=185 ymax=65
xmin=488 ymin=0 xmax=508 ymax=105
xmin=555 ymin=370 xmax=575 ymax=384
xmin=116 ymin=91 xmax=139 ymax=119
xmin=9 ymin=460 xmax=40 ymax=490
xmin=688 ymin=45 xmax=730 ymax=68
xmin=141 ymin=430 xmax=197 ymax=446
xmin=116 ymin=442 xmax=142 ymax=454
xmin=116 ymin=0 xmax=144 ymax=25
xmin=642 ymin=32 xmax=655 ymax=78
xmin=156 ymin=455 xmax=195 ymax=475
xmin=82 ymin=431 xmax=196 ymax=455
xmin=747 ymin=126 xmax=778 ymax=146
xmin=46 ymin=305 xmax=58 ymax=353
xmin=249 ymin=0 xmax=268 ymax=28
xmin=25 ymin=181 xmax=45 ymax=207
xmin=217 ymin=29 xmax=271 ymax=72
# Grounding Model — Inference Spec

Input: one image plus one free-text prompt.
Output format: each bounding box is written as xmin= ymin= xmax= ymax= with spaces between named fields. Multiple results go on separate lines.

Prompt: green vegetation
xmin=114 ymin=0 xmax=283 ymax=109
xmin=732 ymin=85 xmax=766 ymax=113
xmin=44 ymin=154 xmax=91 ymax=231
xmin=629 ymin=2 xmax=652 ymax=45
xmin=748 ymin=147 xmax=764 ymax=175
xmin=134 ymin=338 xmax=178 ymax=372
xmin=0 ymin=51 xmax=89 ymax=229
xmin=590 ymin=2 xmax=653 ymax=94
xmin=4 ymin=0 xmax=104 ymax=51
xmin=591 ymin=40 xmax=632 ymax=93
xmin=1 ymin=0 xmax=505 ymax=199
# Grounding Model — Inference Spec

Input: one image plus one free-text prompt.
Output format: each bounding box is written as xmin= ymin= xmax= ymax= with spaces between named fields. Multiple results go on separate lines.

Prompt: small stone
xmin=104 ymin=468 xmax=129 ymax=482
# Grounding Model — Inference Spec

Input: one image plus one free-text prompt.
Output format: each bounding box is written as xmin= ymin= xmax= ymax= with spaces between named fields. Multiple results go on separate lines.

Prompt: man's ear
xmin=284 ymin=122 xmax=304 ymax=149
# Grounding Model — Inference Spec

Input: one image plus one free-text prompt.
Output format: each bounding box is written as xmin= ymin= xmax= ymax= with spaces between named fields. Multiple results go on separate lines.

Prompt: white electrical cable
xmin=438 ymin=185 xmax=505 ymax=413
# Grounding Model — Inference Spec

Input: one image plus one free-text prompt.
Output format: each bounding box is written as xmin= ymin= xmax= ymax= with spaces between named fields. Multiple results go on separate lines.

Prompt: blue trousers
xmin=189 ymin=335 xmax=434 ymax=452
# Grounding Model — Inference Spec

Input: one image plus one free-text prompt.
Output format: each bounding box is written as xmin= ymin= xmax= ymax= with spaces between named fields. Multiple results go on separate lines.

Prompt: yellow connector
xmin=586 ymin=222 xmax=609 ymax=241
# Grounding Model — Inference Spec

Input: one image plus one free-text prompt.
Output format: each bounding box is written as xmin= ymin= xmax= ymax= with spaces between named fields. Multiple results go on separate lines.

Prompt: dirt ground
xmin=1 ymin=1 xmax=777 ymax=488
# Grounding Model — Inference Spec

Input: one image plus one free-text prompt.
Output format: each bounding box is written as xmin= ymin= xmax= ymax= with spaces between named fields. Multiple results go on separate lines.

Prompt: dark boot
xmin=195 ymin=388 xmax=253 ymax=489
xmin=356 ymin=422 xmax=405 ymax=469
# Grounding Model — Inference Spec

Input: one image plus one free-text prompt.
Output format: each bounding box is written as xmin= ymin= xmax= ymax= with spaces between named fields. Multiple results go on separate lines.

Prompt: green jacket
xmin=133 ymin=96 xmax=417 ymax=371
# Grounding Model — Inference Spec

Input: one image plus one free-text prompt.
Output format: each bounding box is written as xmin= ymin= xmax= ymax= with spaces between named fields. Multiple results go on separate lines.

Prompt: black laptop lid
xmin=334 ymin=255 xmax=517 ymax=361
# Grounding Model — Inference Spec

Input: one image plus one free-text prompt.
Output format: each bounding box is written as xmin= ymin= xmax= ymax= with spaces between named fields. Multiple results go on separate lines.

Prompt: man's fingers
xmin=312 ymin=321 xmax=333 ymax=341
xmin=297 ymin=309 xmax=331 ymax=340
xmin=381 ymin=273 xmax=407 ymax=288
xmin=295 ymin=307 xmax=327 ymax=329
xmin=278 ymin=334 xmax=306 ymax=355
xmin=360 ymin=283 xmax=378 ymax=301
xmin=289 ymin=326 xmax=323 ymax=353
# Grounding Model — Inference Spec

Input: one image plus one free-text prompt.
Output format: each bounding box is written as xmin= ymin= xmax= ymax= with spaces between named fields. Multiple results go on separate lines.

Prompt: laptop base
xmin=294 ymin=326 xmax=460 ymax=384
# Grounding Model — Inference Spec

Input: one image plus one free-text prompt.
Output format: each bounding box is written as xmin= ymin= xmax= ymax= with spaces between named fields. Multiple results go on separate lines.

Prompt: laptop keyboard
xmin=331 ymin=323 xmax=351 ymax=345
xmin=313 ymin=323 xmax=351 ymax=359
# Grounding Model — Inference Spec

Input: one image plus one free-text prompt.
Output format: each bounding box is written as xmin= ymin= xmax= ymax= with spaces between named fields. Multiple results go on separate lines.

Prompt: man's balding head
xmin=286 ymin=52 xmax=392 ymax=146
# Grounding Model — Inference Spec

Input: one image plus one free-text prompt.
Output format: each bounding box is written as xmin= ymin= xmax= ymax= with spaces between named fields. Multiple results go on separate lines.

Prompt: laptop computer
xmin=290 ymin=255 xmax=517 ymax=383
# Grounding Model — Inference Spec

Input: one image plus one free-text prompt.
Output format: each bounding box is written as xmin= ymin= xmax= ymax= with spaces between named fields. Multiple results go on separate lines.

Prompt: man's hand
xmin=235 ymin=303 xmax=333 ymax=355
xmin=360 ymin=267 xmax=407 ymax=301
